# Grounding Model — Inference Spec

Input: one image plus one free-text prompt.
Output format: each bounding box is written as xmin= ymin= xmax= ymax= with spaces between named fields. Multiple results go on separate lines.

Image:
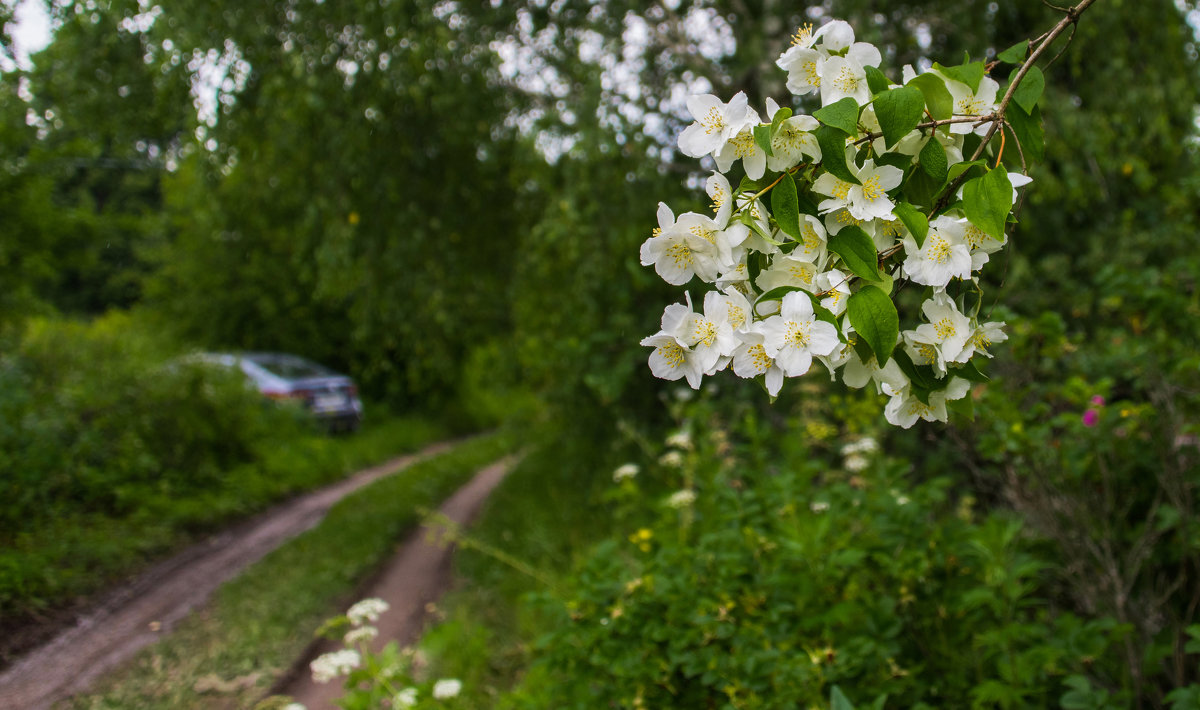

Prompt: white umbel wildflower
xmin=346 ymin=598 xmax=389 ymax=626
xmin=613 ymin=463 xmax=640 ymax=482
xmin=310 ymin=649 xmax=361 ymax=684
xmin=343 ymin=626 xmax=378 ymax=646
xmin=659 ymin=450 xmax=685 ymax=468
xmin=432 ymin=678 xmax=463 ymax=699
xmin=393 ymin=688 xmax=419 ymax=707
xmin=667 ymin=489 xmax=697 ymax=508
xmin=665 ymin=430 xmax=693 ymax=450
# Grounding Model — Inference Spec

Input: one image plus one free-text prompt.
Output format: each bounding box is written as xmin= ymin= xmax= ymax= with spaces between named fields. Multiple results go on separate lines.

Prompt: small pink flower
xmin=1082 ymin=410 xmax=1099 ymax=427
xmin=1091 ymin=395 xmax=1106 ymax=407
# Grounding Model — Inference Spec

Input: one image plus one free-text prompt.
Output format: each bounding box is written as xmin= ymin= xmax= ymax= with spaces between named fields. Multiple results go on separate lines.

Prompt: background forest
xmin=2 ymin=0 xmax=1200 ymax=708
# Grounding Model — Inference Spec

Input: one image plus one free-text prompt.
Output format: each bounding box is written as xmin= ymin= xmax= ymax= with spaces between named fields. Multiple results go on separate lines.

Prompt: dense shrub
xmin=503 ymin=393 xmax=1120 ymax=709
xmin=0 ymin=312 xmax=303 ymax=534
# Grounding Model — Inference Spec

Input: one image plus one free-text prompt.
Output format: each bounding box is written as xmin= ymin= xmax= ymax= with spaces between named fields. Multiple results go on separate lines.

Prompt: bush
xmin=496 ymin=393 xmax=1122 ymax=709
xmin=0 ymin=312 xmax=302 ymax=533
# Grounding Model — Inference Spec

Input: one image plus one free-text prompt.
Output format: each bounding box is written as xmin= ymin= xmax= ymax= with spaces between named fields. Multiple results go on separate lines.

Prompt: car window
xmin=245 ymin=355 xmax=335 ymax=379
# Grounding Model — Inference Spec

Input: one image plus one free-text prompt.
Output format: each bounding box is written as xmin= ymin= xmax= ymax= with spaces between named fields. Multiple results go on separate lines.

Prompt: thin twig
xmin=852 ymin=115 xmax=994 ymax=146
xmin=933 ymin=0 xmax=1100 ymax=214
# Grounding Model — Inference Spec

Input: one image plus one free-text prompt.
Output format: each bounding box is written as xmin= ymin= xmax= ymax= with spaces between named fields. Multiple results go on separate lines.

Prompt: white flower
xmin=815 ymin=268 xmax=851 ymax=316
xmin=705 ymin=172 xmax=735 ymax=226
xmin=613 ymin=463 xmax=640 ymax=482
xmin=823 ymin=207 xmax=872 ymax=237
xmin=933 ymin=70 xmax=1000 ymax=135
xmin=640 ymin=333 xmax=704 ymax=389
xmin=905 ymin=293 xmax=974 ymax=371
xmin=759 ymin=291 xmax=841 ymax=377
xmin=820 ymin=52 xmax=876 ymax=106
xmin=844 ymin=454 xmax=869 ymax=472
xmin=432 ymin=678 xmax=463 ymax=699
xmin=767 ymin=113 xmax=822 ymax=173
xmin=659 ymin=450 xmax=685 ymax=467
xmin=840 ymin=437 xmax=878 ymax=456
xmin=640 ymin=208 xmax=737 ymax=286
xmin=755 ymin=253 xmax=819 ymax=295
xmin=813 ymin=151 xmax=904 ymax=221
xmin=678 ymin=92 xmax=751 ymax=158
xmin=780 ymin=47 xmax=824 ymax=97
xmin=716 ymin=124 xmax=767 ymax=180
xmin=842 ymin=350 xmax=909 ymax=395
xmin=666 ymin=489 xmax=697 ymax=508
xmin=731 ymin=326 xmax=786 ymax=396
xmin=810 ymin=500 xmax=831 ymax=513
xmin=708 ymin=288 xmax=753 ymax=333
xmin=884 ymin=378 xmax=972 ymax=429
xmin=394 ymin=688 xmax=419 ymax=708
xmin=666 ymin=430 xmax=693 ymax=450
xmin=347 ymin=598 xmax=389 ymax=626
xmin=900 ymin=215 xmax=972 ymax=289
xmin=777 ymin=20 xmax=881 ymax=106
xmin=343 ymin=626 xmax=378 ymax=646
xmin=310 ymin=649 xmax=361 ymax=684
xmin=790 ymin=214 xmax=829 ymax=265
xmin=968 ymin=320 xmax=1008 ymax=358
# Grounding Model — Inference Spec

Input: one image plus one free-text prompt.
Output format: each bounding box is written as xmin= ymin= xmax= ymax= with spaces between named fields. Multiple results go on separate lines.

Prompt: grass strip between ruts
xmin=64 ymin=430 xmax=516 ymax=710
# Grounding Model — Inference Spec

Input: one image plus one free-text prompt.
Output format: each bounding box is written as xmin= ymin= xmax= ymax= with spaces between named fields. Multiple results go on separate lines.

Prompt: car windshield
xmin=245 ymin=354 xmax=335 ymax=380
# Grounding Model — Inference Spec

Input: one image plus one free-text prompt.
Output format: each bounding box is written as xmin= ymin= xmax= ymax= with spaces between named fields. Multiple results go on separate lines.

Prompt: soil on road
xmin=274 ymin=457 xmax=514 ymax=709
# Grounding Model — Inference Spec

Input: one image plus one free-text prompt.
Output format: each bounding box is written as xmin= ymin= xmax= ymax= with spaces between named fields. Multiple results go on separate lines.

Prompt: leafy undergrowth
xmin=64 ymin=431 xmax=515 ymax=710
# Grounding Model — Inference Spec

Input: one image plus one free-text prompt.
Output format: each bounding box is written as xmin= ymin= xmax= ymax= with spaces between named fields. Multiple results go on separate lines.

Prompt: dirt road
xmin=0 ymin=441 xmax=456 ymax=710
xmin=275 ymin=457 xmax=514 ymax=709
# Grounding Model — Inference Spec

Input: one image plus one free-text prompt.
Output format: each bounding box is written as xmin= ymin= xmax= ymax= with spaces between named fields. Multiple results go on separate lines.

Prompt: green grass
xmin=402 ymin=433 xmax=635 ymax=707
xmin=65 ymin=431 xmax=515 ymax=710
xmin=1 ymin=412 xmax=450 ymax=638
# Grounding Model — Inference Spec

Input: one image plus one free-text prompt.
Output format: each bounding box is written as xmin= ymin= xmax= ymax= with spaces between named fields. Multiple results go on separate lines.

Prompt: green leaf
xmin=947 ymin=392 xmax=975 ymax=421
xmin=953 ymin=358 xmax=990 ymax=383
xmin=753 ymin=124 xmax=774 ymax=157
xmin=947 ymin=159 xmax=988 ymax=185
xmin=748 ymin=250 xmax=766 ymax=286
xmin=796 ymin=188 xmax=820 ymax=217
xmin=847 ymin=287 xmax=899 ymax=365
xmin=893 ymin=349 xmax=939 ymax=390
xmin=902 ymin=168 xmax=942 ymax=211
xmin=963 ymin=168 xmax=1013 ymax=240
xmin=1005 ymin=102 xmax=1045 ymax=164
xmin=997 ymin=40 xmax=1029 ymax=64
xmin=814 ymin=126 xmax=860 ymax=185
xmin=892 ymin=202 xmax=928 ymax=249
xmin=756 ymin=285 xmax=807 ymax=305
xmin=906 ymin=73 xmax=952 ymax=121
xmin=873 ymin=86 xmax=925 ymax=149
xmin=813 ymin=96 xmax=860 ymax=136
xmin=919 ymin=135 xmax=948 ymax=183
xmin=866 ymin=271 xmax=894 ymax=295
xmin=770 ymin=106 xmax=792 ymax=132
xmin=828 ymin=226 xmax=882 ymax=282
xmin=933 ymin=60 xmax=986 ymax=92
xmin=865 ymin=66 xmax=891 ymax=95
xmin=831 ymin=685 xmax=855 ymax=710
xmin=1011 ymin=65 xmax=1044 ymax=114
xmin=771 ymin=172 xmax=801 ymax=239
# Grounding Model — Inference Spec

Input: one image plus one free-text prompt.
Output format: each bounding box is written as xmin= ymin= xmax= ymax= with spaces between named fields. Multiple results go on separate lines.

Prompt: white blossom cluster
xmin=640 ymin=19 xmax=1029 ymax=428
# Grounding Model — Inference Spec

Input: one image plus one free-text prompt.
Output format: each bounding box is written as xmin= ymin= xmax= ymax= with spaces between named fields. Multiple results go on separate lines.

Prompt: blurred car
xmin=197 ymin=352 xmax=364 ymax=431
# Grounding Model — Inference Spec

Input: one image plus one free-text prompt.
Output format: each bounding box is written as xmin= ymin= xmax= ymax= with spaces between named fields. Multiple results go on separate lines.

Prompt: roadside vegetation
xmin=0 ymin=312 xmax=457 ymax=663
